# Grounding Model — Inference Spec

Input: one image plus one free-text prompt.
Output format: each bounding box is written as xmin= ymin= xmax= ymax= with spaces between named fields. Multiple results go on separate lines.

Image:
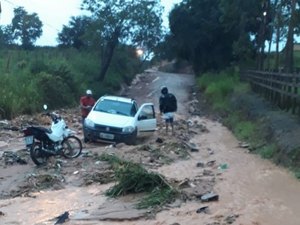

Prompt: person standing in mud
xmin=80 ymin=89 xmax=95 ymax=123
xmin=159 ymin=86 xmax=177 ymax=134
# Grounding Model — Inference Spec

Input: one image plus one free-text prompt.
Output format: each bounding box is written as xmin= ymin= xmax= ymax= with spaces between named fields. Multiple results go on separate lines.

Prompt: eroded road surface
xmin=1 ymin=68 xmax=300 ymax=225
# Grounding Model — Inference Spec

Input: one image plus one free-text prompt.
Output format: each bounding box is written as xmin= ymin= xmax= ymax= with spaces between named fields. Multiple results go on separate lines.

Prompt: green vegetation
xmin=294 ymin=169 xmax=300 ymax=179
xmin=196 ymin=67 xmax=300 ymax=178
xmin=233 ymin=121 xmax=256 ymax=141
xmin=197 ymin=68 xmax=241 ymax=112
xmin=196 ymin=69 xmax=271 ymax=154
xmin=100 ymin=153 xmax=178 ymax=209
xmin=0 ymin=47 xmax=142 ymax=119
xmin=0 ymin=1 xmax=163 ymax=119
xmin=137 ymin=187 xmax=177 ymax=209
xmin=258 ymin=144 xmax=278 ymax=159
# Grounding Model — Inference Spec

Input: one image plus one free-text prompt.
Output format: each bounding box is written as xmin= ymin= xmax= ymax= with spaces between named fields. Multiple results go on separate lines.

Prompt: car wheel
xmin=125 ymin=129 xmax=137 ymax=145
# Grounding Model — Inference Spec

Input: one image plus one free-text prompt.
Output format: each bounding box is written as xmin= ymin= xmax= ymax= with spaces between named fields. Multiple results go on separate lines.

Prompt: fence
xmin=241 ymin=70 xmax=300 ymax=114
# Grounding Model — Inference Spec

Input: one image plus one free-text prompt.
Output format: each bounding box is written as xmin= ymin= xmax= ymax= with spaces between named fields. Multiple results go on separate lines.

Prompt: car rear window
xmin=94 ymin=99 xmax=136 ymax=117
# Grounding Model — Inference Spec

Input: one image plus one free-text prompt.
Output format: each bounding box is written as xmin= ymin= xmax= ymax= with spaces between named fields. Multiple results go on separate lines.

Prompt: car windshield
xmin=94 ymin=99 xmax=136 ymax=117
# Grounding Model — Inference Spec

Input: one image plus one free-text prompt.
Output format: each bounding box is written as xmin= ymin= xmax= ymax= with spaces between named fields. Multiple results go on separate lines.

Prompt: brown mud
xmin=0 ymin=68 xmax=300 ymax=225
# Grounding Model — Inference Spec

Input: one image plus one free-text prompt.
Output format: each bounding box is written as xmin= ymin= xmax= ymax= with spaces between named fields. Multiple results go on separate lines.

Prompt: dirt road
xmin=1 ymin=69 xmax=300 ymax=225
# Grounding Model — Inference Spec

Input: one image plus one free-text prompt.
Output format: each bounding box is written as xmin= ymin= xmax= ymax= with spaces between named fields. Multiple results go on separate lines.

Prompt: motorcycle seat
xmin=35 ymin=126 xmax=52 ymax=134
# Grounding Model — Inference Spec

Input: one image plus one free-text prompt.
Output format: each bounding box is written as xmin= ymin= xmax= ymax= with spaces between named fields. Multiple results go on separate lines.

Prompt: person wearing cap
xmin=80 ymin=89 xmax=96 ymax=122
xmin=159 ymin=86 xmax=177 ymax=134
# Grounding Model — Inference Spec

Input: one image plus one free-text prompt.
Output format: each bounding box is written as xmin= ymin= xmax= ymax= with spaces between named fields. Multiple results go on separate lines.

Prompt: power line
xmin=2 ymin=0 xmax=15 ymax=8
xmin=1 ymin=0 xmax=61 ymax=32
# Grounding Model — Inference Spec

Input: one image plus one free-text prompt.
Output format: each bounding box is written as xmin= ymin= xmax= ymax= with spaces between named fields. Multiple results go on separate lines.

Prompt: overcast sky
xmin=0 ymin=0 xmax=182 ymax=46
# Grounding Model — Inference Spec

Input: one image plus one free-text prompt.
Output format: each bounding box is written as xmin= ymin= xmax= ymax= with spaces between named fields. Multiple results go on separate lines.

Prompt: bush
xmin=36 ymin=72 xmax=76 ymax=109
xmin=233 ymin=121 xmax=256 ymax=141
xmin=197 ymin=68 xmax=240 ymax=113
xmin=258 ymin=144 xmax=277 ymax=159
xmin=0 ymin=45 xmax=142 ymax=119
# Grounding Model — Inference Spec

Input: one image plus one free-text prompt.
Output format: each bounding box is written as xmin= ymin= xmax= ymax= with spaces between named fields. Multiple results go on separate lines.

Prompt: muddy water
xmin=0 ymin=184 xmax=110 ymax=225
xmin=1 ymin=71 xmax=300 ymax=224
xmin=139 ymin=116 xmax=300 ymax=225
xmin=201 ymin=118 xmax=300 ymax=225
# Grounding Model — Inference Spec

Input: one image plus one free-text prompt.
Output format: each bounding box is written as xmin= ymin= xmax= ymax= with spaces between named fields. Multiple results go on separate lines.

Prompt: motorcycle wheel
xmin=61 ymin=136 xmax=82 ymax=158
xmin=30 ymin=142 xmax=48 ymax=166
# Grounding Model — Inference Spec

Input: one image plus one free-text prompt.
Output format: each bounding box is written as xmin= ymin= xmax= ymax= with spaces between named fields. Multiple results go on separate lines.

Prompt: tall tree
xmin=283 ymin=0 xmax=297 ymax=72
xmin=57 ymin=16 xmax=92 ymax=49
xmin=269 ymin=0 xmax=288 ymax=71
xmin=81 ymin=0 xmax=163 ymax=81
xmin=11 ymin=7 xmax=43 ymax=49
xmin=0 ymin=25 xmax=15 ymax=46
xmin=169 ymin=0 xmax=238 ymax=73
xmin=219 ymin=0 xmax=261 ymax=64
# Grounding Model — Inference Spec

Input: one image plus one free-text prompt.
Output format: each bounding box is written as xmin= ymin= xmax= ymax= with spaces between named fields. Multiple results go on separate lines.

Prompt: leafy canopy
xmin=57 ymin=16 xmax=93 ymax=49
xmin=82 ymin=0 xmax=163 ymax=50
xmin=81 ymin=0 xmax=164 ymax=80
xmin=11 ymin=7 xmax=43 ymax=49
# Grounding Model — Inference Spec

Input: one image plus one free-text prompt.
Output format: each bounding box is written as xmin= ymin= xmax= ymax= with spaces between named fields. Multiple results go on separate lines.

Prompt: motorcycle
xmin=23 ymin=105 xmax=82 ymax=166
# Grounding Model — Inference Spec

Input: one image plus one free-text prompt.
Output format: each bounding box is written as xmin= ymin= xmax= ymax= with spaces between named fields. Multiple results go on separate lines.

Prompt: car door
xmin=135 ymin=103 xmax=156 ymax=136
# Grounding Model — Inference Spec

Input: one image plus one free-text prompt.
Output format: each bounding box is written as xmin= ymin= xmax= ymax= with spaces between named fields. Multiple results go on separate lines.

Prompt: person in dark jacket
xmin=159 ymin=86 xmax=177 ymax=134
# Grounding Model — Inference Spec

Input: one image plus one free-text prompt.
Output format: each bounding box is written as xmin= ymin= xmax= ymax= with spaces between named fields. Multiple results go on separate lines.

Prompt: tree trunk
xmin=275 ymin=25 xmax=280 ymax=71
xmin=256 ymin=21 xmax=265 ymax=70
xmin=284 ymin=0 xmax=296 ymax=73
xmin=98 ymin=27 xmax=121 ymax=81
xmin=257 ymin=0 xmax=270 ymax=70
xmin=272 ymin=0 xmax=280 ymax=71
xmin=267 ymin=38 xmax=273 ymax=70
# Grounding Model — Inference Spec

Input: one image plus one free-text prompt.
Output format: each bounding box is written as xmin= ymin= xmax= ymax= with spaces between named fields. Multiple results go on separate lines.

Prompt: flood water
xmin=1 ymin=71 xmax=300 ymax=225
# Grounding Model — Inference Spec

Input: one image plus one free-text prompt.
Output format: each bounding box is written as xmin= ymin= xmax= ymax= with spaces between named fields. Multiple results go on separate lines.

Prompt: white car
xmin=83 ymin=95 xmax=157 ymax=145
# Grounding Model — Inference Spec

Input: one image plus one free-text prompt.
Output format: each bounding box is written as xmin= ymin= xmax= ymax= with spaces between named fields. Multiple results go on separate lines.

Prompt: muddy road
xmin=1 ymin=68 xmax=300 ymax=225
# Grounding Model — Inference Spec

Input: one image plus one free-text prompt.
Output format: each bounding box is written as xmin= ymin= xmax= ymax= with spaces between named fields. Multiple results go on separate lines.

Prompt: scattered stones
xmin=196 ymin=206 xmax=209 ymax=214
xmin=183 ymin=141 xmax=199 ymax=152
xmin=82 ymin=171 xmax=114 ymax=186
xmin=156 ymin=137 xmax=164 ymax=143
xmin=2 ymin=151 xmax=28 ymax=165
xmin=224 ymin=214 xmax=239 ymax=224
xmin=183 ymin=185 xmax=213 ymax=201
xmin=115 ymin=143 xmax=126 ymax=149
xmin=0 ymin=120 xmax=9 ymax=128
xmin=196 ymin=162 xmax=205 ymax=167
xmin=81 ymin=150 xmax=93 ymax=157
xmin=239 ymin=142 xmax=250 ymax=148
xmin=200 ymin=192 xmax=219 ymax=202
xmin=53 ymin=211 xmax=69 ymax=224
xmin=206 ymin=160 xmax=216 ymax=167
xmin=178 ymin=178 xmax=190 ymax=188
xmin=207 ymin=148 xmax=214 ymax=155
xmin=206 ymin=222 xmax=220 ymax=225
xmin=203 ymin=169 xmax=214 ymax=176
xmin=27 ymin=173 xmax=65 ymax=190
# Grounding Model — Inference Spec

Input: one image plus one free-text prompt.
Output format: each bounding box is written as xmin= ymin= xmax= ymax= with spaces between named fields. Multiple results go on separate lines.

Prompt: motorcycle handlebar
xmin=42 ymin=112 xmax=61 ymax=122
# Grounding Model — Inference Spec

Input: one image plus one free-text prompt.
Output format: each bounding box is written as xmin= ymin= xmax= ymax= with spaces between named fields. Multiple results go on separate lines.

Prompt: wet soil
xmin=0 ymin=68 xmax=300 ymax=225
